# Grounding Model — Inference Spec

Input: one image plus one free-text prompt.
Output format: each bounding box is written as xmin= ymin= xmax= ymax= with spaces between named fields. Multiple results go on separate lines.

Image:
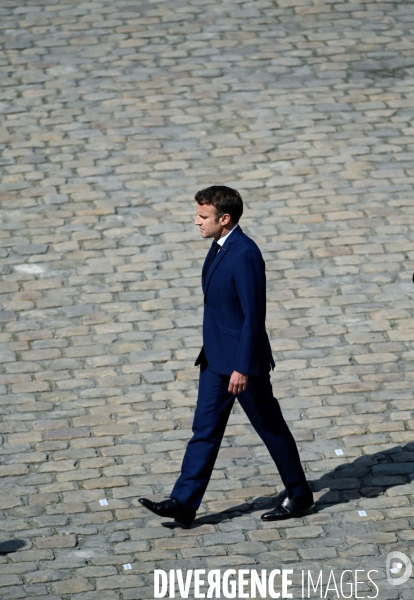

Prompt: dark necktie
xmin=204 ymin=240 xmax=220 ymax=277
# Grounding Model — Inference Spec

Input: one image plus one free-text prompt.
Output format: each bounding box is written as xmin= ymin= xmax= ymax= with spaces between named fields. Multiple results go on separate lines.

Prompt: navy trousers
xmin=171 ymin=363 xmax=310 ymax=511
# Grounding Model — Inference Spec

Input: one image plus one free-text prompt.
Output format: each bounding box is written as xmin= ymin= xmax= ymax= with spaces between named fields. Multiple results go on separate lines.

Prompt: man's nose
xmin=194 ymin=216 xmax=201 ymax=225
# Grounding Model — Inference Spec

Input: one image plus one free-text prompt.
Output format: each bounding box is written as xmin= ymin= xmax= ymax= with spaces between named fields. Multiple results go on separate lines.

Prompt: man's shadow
xmin=0 ymin=540 xmax=27 ymax=555
xmin=164 ymin=443 xmax=414 ymax=528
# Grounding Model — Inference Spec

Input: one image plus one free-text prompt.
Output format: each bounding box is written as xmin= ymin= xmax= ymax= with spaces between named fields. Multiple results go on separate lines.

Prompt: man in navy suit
xmin=140 ymin=186 xmax=313 ymax=527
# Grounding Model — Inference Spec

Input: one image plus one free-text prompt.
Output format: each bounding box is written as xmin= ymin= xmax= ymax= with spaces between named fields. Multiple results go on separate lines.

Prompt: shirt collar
xmin=217 ymin=223 xmax=239 ymax=246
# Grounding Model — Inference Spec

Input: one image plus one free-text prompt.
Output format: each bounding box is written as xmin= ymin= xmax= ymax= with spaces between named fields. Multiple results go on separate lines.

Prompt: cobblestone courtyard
xmin=0 ymin=0 xmax=414 ymax=598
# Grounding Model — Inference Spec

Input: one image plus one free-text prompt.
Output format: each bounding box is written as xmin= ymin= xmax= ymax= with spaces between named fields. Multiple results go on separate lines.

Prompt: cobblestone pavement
xmin=0 ymin=0 xmax=414 ymax=598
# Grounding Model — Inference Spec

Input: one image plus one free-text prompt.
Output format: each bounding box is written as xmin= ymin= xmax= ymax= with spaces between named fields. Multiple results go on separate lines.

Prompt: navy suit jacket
xmin=195 ymin=226 xmax=275 ymax=377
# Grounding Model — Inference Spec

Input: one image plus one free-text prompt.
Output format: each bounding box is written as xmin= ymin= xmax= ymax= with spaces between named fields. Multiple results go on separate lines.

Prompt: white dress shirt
xmin=217 ymin=223 xmax=239 ymax=247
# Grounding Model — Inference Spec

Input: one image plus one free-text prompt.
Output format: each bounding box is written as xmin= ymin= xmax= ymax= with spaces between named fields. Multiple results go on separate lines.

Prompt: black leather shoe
xmin=139 ymin=497 xmax=196 ymax=528
xmin=261 ymin=490 xmax=314 ymax=521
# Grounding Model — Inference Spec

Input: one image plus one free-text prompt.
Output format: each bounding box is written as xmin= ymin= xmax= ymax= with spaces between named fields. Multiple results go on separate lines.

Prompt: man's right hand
xmin=228 ymin=370 xmax=248 ymax=395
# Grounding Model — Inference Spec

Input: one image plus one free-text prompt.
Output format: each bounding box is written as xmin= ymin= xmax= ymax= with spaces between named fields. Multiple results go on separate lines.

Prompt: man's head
xmin=194 ymin=185 xmax=243 ymax=240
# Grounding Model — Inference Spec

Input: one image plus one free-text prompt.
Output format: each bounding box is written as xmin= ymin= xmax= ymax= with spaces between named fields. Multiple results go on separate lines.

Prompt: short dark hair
xmin=195 ymin=185 xmax=243 ymax=223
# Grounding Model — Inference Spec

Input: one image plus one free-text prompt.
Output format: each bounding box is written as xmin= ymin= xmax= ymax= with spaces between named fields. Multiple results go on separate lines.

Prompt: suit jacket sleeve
xmin=233 ymin=247 xmax=266 ymax=375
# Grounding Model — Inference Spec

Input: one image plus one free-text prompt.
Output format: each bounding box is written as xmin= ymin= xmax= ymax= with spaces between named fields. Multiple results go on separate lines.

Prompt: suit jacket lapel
xmin=203 ymin=226 xmax=242 ymax=297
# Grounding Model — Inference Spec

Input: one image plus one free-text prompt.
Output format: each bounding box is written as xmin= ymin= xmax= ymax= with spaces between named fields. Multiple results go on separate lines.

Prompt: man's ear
xmin=220 ymin=213 xmax=231 ymax=226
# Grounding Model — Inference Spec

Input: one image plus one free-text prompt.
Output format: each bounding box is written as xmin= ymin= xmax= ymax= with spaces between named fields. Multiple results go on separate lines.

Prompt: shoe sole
xmin=174 ymin=518 xmax=193 ymax=528
xmin=141 ymin=507 xmax=193 ymax=528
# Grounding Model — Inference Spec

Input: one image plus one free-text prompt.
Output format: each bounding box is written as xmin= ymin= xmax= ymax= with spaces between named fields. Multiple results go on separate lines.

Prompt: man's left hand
xmin=228 ymin=370 xmax=248 ymax=395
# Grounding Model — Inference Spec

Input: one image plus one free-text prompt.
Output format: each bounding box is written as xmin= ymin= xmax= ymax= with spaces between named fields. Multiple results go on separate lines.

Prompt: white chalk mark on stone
xmin=15 ymin=264 xmax=47 ymax=274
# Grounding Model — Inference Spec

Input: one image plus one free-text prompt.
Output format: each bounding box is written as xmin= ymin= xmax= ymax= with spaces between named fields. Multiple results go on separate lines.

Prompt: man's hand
xmin=228 ymin=370 xmax=248 ymax=395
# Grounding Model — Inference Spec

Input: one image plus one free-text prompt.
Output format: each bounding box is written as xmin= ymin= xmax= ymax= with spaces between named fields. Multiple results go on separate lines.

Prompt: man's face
xmin=194 ymin=203 xmax=230 ymax=239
